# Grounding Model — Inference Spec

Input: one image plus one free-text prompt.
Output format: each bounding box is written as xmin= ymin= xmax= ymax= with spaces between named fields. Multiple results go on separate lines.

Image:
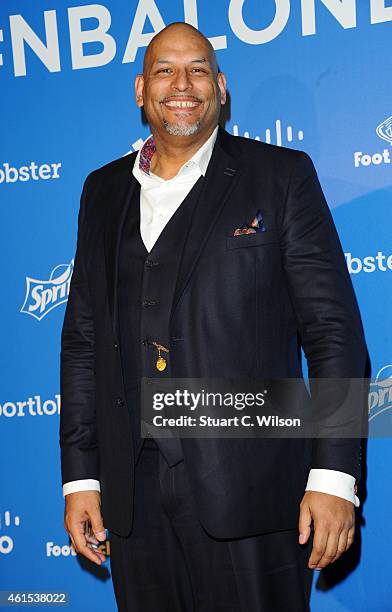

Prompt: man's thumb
xmin=298 ymin=502 xmax=312 ymax=544
xmin=91 ymin=515 xmax=106 ymax=541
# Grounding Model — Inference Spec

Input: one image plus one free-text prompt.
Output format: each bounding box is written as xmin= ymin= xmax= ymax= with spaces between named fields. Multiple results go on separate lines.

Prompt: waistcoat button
xmin=115 ymin=397 xmax=124 ymax=407
xmin=145 ymin=259 xmax=159 ymax=267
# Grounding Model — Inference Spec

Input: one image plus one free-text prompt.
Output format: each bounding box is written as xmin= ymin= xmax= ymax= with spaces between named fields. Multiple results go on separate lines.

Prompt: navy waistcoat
xmin=117 ymin=175 xmax=205 ymax=465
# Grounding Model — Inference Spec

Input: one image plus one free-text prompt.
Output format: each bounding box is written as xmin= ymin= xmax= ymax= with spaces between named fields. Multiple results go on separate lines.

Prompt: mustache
xmin=159 ymin=95 xmax=203 ymax=103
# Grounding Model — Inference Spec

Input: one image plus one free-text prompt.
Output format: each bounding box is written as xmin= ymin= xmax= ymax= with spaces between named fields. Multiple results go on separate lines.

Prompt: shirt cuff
xmin=305 ymin=469 xmax=359 ymax=507
xmin=62 ymin=479 xmax=101 ymax=497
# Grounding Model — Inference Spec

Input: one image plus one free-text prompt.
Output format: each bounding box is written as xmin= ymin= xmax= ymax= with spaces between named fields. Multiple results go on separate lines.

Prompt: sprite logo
xmin=20 ymin=260 xmax=74 ymax=321
xmin=368 ymin=365 xmax=392 ymax=422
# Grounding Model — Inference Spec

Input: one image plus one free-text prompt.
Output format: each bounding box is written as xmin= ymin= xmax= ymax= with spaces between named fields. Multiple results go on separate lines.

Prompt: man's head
xmin=135 ymin=23 xmax=226 ymax=141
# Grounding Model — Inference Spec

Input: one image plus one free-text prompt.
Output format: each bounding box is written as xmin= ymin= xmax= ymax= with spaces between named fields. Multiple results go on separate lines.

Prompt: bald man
xmin=60 ymin=23 xmax=366 ymax=611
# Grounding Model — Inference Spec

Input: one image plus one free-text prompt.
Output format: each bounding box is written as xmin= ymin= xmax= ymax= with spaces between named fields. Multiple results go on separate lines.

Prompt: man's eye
xmin=191 ymin=68 xmax=206 ymax=73
xmin=157 ymin=68 xmax=172 ymax=74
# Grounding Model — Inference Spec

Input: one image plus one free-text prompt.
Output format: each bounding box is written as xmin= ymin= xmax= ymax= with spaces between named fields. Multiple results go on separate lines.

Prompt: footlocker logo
xmin=354 ymin=115 xmax=392 ymax=168
xmin=376 ymin=116 xmax=392 ymax=146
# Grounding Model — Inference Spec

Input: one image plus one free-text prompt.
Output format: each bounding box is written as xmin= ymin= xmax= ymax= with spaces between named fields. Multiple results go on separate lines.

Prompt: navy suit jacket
xmin=60 ymin=127 xmax=367 ymax=537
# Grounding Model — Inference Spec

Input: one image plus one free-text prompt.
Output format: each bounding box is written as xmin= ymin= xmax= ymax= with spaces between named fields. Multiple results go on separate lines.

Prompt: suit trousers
xmin=109 ymin=439 xmax=313 ymax=612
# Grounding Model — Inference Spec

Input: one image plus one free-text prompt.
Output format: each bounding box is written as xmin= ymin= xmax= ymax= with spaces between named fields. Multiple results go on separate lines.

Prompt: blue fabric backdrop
xmin=1 ymin=1 xmax=391 ymax=609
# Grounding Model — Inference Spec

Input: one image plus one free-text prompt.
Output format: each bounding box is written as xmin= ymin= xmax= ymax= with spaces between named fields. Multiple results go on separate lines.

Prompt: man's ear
xmin=217 ymin=72 xmax=227 ymax=105
xmin=135 ymin=74 xmax=144 ymax=108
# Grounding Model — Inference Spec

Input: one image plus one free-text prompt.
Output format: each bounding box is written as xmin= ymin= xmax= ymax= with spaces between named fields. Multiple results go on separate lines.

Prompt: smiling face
xmin=135 ymin=24 xmax=226 ymax=142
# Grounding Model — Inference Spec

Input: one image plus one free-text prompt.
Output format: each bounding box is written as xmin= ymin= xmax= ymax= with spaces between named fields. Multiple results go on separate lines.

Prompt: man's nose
xmin=171 ymin=69 xmax=192 ymax=92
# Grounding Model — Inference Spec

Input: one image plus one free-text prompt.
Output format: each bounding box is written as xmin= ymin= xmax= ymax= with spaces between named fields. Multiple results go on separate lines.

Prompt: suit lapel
xmin=104 ymin=156 xmax=139 ymax=338
xmin=171 ymin=127 xmax=242 ymax=318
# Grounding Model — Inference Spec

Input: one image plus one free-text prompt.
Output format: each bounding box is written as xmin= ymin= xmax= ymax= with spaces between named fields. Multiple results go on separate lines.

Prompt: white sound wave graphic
xmin=123 ymin=138 xmax=144 ymax=156
xmin=0 ymin=510 xmax=20 ymax=528
xmin=233 ymin=120 xmax=304 ymax=147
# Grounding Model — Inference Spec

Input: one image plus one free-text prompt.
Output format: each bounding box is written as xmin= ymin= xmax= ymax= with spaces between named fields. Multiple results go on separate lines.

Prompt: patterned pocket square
xmin=233 ymin=210 xmax=266 ymax=236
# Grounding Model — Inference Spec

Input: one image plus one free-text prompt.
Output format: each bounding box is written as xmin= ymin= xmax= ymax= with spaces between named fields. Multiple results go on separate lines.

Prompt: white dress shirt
xmin=63 ymin=127 xmax=359 ymax=507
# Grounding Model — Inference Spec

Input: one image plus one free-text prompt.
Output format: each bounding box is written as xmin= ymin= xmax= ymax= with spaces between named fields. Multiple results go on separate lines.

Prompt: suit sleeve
xmin=59 ymin=175 xmax=99 ymax=485
xmin=279 ymin=151 xmax=368 ymax=480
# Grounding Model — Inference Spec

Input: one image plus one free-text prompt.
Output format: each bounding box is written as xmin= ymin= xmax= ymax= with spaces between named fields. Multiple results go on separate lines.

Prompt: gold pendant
xmin=156 ymin=356 xmax=167 ymax=371
xmin=150 ymin=341 xmax=169 ymax=372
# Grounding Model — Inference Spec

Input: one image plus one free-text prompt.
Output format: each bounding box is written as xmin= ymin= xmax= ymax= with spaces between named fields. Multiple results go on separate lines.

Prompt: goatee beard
xmin=163 ymin=119 xmax=202 ymax=136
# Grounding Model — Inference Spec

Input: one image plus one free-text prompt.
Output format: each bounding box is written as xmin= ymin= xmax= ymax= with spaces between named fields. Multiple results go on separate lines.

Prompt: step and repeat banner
xmin=1 ymin=1 xmax=391 ymax=610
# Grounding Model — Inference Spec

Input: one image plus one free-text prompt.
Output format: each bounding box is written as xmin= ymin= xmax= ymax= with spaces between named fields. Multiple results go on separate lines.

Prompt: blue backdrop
xmin=1 ymin=1 xmax=391 ymax=610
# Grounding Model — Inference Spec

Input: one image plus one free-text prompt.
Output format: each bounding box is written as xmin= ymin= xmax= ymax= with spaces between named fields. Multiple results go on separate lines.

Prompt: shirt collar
xmin=133 ymin=126 xmax=218 ymax=183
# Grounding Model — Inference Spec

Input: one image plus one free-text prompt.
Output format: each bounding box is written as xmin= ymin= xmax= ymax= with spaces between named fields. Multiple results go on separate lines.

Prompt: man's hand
xmin=64 ymin=491 xmax=107 ymax=565
xmin=298 ymin=491 xmax=355 ymax=570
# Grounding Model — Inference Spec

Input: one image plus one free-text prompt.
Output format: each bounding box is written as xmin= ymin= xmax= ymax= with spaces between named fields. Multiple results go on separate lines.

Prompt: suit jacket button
xmin=115 ymin=397 xmax=124 ymax=407
xmin=145 ymin=259 xmax=158 ymax=267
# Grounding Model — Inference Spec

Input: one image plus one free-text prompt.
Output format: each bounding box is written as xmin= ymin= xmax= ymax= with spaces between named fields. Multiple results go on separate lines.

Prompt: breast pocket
xmin=226 ymin=229 xmax=278 ymax=250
